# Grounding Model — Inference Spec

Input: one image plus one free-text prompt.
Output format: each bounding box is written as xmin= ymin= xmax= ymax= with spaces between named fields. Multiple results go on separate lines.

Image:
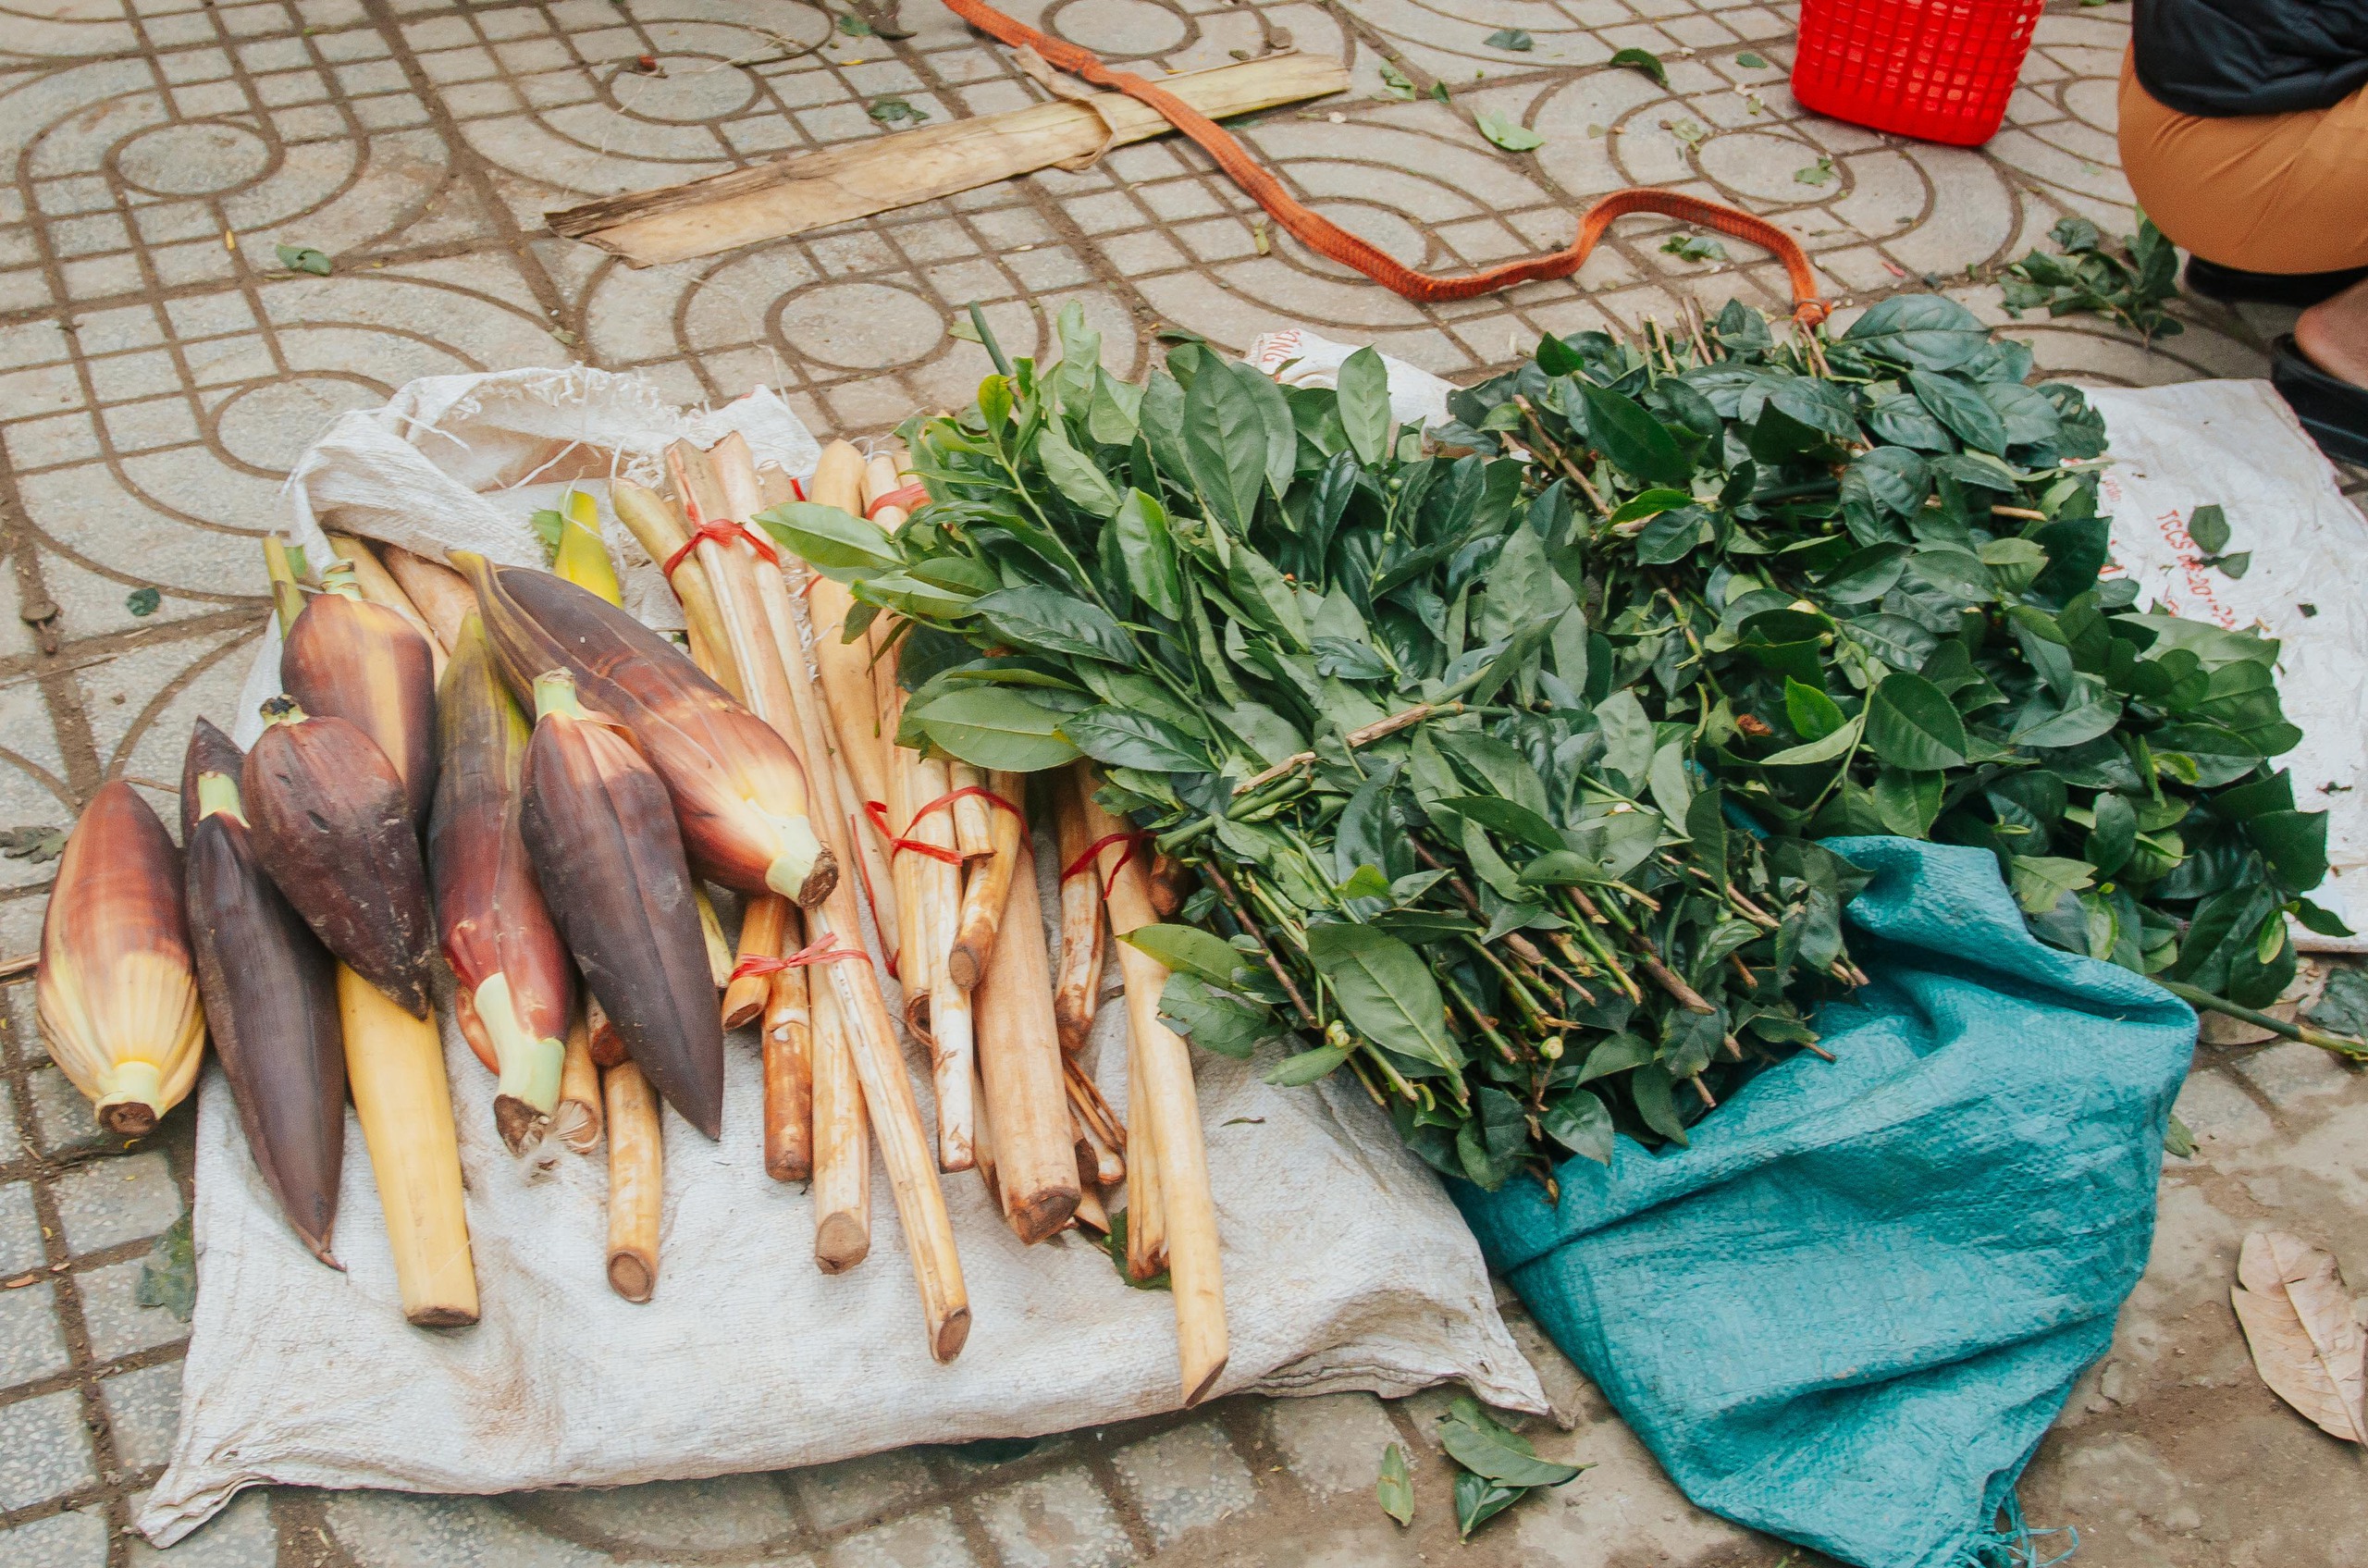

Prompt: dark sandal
xmin=2187 ymin=257 xmax=2368 ymax=309
xmin=2271 ymin=335 xmax=2368 ymax=468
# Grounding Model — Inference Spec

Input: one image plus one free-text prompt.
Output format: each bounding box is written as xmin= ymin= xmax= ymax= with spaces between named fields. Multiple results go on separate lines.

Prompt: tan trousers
xmin=2118 ymin=48 xmax=2368 ymax=275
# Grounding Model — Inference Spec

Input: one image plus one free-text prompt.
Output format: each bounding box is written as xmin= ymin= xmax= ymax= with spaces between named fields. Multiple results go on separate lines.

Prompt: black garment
xmin=2134 ymin=0 xmax=2368 ymax=117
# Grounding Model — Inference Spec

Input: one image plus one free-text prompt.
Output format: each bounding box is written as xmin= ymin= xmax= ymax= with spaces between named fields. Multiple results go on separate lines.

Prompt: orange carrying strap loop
xmin=936 ymin=0 xmax=1827 ymax=321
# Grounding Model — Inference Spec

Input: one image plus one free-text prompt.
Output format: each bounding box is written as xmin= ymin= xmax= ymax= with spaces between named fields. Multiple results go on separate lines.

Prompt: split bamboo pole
xmin=1081 ymin=779 xmax=1227 ymax=1402
xmin=972 ymin=841 xmax=1080 ymax=1243
xmin=603 ymin=1060 xmax=661 ymax=1303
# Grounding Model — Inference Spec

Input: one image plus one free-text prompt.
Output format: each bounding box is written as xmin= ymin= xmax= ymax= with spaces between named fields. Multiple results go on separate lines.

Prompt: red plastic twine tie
xmin=933 ymin=0 xmax=1826 ymax=323
xmin=865 ymin=482 xmax=929 ymax=521
xmin=889 ymin=784 xmax=1021 ymax=863
xmin=662 ymin=519 xmax=780 ymax=582
xmin=729 ymin=932 xmax=872 ymax=982
xmin=1063 ymin=830 xmax=1150 ymax=897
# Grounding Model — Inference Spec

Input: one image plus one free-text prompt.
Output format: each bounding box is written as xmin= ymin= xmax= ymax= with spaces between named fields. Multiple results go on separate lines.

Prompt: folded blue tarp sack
xmin=1455 ymin=837 xmax=2198 ymax=1568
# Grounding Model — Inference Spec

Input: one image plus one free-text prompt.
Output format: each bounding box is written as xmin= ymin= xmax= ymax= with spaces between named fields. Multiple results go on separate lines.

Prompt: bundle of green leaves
xmin=2001 ymin=215 xmax=2183 ymax=343
xmin=761 ymin=293 xmax=2351 ymax=1191
xmin=761 ymin=305 xmax=1875 ymax=1190
xmin=1439 ymin=292 xmax=2339 ymax=1020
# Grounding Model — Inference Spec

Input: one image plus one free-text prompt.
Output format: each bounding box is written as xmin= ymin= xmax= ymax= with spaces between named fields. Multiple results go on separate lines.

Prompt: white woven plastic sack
xmin=141 ymin=366 xmax=1544 ymax=1547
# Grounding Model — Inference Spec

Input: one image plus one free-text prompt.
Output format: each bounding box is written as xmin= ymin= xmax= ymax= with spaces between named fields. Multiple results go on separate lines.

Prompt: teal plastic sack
xmin=1454 ymin=838 xmax=2197 ymax=1568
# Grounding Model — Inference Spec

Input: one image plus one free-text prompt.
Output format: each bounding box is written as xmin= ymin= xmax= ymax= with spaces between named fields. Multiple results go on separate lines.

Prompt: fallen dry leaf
xmin=2230 ymin=1229 xmax=2368 ymax=1444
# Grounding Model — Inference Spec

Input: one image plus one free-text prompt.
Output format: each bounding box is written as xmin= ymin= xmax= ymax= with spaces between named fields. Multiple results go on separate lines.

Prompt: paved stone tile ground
xmin=3 ymin=0 xmax=2366 ymax=1562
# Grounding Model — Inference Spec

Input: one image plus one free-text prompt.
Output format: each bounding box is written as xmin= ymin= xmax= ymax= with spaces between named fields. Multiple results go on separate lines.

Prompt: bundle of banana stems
xmin=607 ymin=434 xmax=969 ymax=1356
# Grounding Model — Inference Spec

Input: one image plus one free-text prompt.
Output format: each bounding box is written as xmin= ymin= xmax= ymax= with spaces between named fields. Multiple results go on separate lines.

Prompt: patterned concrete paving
xmin=3 ymin=0 xmax=2366 ymax=1562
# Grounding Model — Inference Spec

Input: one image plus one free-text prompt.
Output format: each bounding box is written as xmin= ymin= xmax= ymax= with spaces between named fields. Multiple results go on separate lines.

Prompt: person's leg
xmin=2296 ymin=278 xmax=2368 ymax=389
xmin=2116 ymin=50 xmax=2368 ymax=277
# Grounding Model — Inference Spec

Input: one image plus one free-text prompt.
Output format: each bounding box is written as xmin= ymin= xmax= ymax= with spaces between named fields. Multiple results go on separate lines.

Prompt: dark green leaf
xmin=1378 ymin=1443 xmax=1415 ymax=1525
xmin=972 ymin=586 xmax=1135 ymax=665
xmin=1542 ymin=1090 xmax=1613 ymax=1164
xmin=1122 ymin=923 xmax=1249 ymax=985
xmin=1579 ymin=384 xmax=1691 ymax=487
xmin=1306 ymin=921 xmax=1461 ymax=1074
xmin=1061 ymin=706 xmax=1207 ymax=771
xmin=136 ymin=1216 xmax=196 ymax=1321
xmin=756 ymin=500 xmax=904 ymax=574
xmin=126 ymin=586 xmax=161 ymax=617
xmin=1264 ymin=1043 xmax=1351 ymax=1085
xmin=1183 ymin=359 xmax=1272 ymax=532
xmin=911 ymin=686 xmax=1081 ymax=771
xmin=1609 ymin=46 xmax=1667 ymax=86
xmin=1112 ymin=488 xmax=1182 ymax=620
xmin=1160 ymin=974 xmax=1279 ymax=1059
xmin=1784 ymin=677 xmax=1846 ymax=743
xmin=1908 ymin=370 xmax=2009 ymax=453
xmin=1437 ymin=1400 xmax=1582 ymax=1488
xmin=1841 ymin=294 xmax=1988 ymax=371
xmin=1337 ymin=345 xmax=1392 ymax=467
xmin=2187 ymin=503 xmax=2229 ymax=556
xmin=1453 ymin=1470 xmax=1525 ymax=1540
xmin=1865 ymin=672 xmax=1968 ymax=771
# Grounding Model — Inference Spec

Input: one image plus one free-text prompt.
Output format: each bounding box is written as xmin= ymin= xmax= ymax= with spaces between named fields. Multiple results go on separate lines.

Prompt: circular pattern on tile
xmin=112 ymin=120 xmax=273 ymax=197
xmin=607 ymin=58 xmax=762 ymax=124
xmin=212 ymin=376 xmax=388 ymax=473
xmin=1046 ymin=0 xmax=1192 ymax=58
xmin=1693 ymin=130 xmax=1834 ymax=206
xmin=772 ymin=281 xmax=944 ymax=370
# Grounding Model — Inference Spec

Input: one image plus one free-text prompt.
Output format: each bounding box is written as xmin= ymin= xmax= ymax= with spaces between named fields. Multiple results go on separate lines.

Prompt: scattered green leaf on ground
xmin=1610 ymin=46 xmax=1667 ymax=86
xmin=0 ymin=826 xmax=66 ymax=864
xmin=2308 ymin=967 xmax=2368 ymax=1036
xmin=1662 ymin=233 xmax=1729 ymax=263
xmin=2003 ymin=214 xmax=2183 ymax=342
xmin=275 ymin=243 xmax=331 ymax=276
xmin=137 ymin=1216 xmax=197 ymax=1321
xmin=1667 ymin=117 xmax=1706 ymax=146
xmin=1437 ymin=1398 xmax=1585 ymax=1538
xmin=2164 ymin=1113 xmax=2196 ymax=1158
xmin=1795 ymin=154 xmax=1835 ymax=185
xmin=1431 ymin=80 xmax=1450 ymax=103
xmin=1377 ymin=1442 xmax=1414 ymax=1525
xmin=1378 ymin=60 xmax=1416 ymax=99
xmin=1474 ymin=109 xmax=1544 ymax=152
xmin=1736 ymin=50 xmax=1770 ymax=68
xmin=836 ymin=11 xmax=872 ymax=34
xmin=126 ymin=586 xmax=161 ymax=617
xmin=1485 ymin=28 xmax=1534 ymax=50
xmin=869 ymin=96 xmax=929 ymax=124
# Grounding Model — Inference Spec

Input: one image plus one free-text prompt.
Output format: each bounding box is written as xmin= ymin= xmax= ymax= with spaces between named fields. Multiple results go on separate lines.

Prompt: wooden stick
xmin=693 ymin=884 xmax=734 ymax=987
xmin=1072 ymin=1179 xmax=1110 ymax=1237
xmin=1125 ymin=1053 xmax=1166 ymax=1282
xmin=904 ymin=746 xmax=972 ymax=1169
xmin=556 ymin=1010 xmax=603 ymax=1154
xmin=946 ymin=760 xmax=994 ymax=860
xmin=610 ymin=479 xmax=746 ymax=703
xmin=547 ymin=55 xmax=1352 ymax=266
xmin=972 ymin=842 xmax=1081 ymax=1243
xmin=325 ymin=534 xmax=447 ymax=672
xmin=725 ymin=894 xmax=789 ymax=1029
xmin=1065 ymin=1054 xmax=1128 ymax=1153
xmin=603 ymin=1060 xmax=662 ymax=1303
xmin=808 ymin=943 xmax=871 ymax=1270
xmin=1083 ymin=786 xmax=1227 ymax=1402
xmin=762 ymin=911 xmax=814 ymax=1183
xmin=949 ymin=769 xmax=1026 ymax=991
xmin=968 ymin=1061 xmax=1002 ymax=1214
xmin=585 ymin=994 xmax=626 ymax=1069
xmin=379 ymin=544 xmax=476 ymax=655
xmin=1074 ymin=1103 xmax=1125 ymax=1188
xmin=765 ymin=494 xmax=968 ymax=1357
xmin=1052 ymin=764 xmax=1106 ymax=1056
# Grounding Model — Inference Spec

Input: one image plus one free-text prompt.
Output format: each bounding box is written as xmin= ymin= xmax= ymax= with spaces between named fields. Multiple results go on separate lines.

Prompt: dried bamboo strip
xmin=1052 ymin=765 xmax=1106 ymax=1056
xmin=603 ymin=1059 xmax=661 ymax=1303
xmin=556 ymin=1010 xmax=603 ymax=1154
xmin=1083 ymin=784 xmax=1227 ymax=1403
xmin=948 ymin=769 xmax=1027 ymax=991
xmin=547 ymin=56 xmax=1350 ymax=266
xmin=762 ymin=910 xmax=815 ymax=1184
xmin=972 ymin=843 xmax=1079 ymax=1243
xmin=725 ymin=895 xmax=788 ymax=1030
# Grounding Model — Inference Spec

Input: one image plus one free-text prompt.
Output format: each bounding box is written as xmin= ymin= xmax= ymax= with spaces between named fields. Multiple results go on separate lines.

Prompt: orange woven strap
xmin=730 ymin=932 xmax=871 ymax=981
xmin=936 ymin=0 xmax=1825 ymax=320
xmin=866 ymin=482 xmax=929 ymax=521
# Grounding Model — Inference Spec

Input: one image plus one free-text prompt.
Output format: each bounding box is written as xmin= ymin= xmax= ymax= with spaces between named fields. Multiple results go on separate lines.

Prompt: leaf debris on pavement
xmin=869 ymin=96 xmax=929 ymax=125
xmin=1378 ymin=59 xmax=1416 ymax=99
xmin=1474 ymin=109 xmax=1544 ymax=152
xmin=137 ymin=1216 xmax=198 ymax=1322
xmin=2231 ymin=1229 xmax=2368 ymax=1444
xmin=0 ymin=826 xmax=67 ymax=864
xmin=1795 ymin=154 xmax=1835 ymax=185
xmin=126 ymin=586 xmax=162 ymax=617
xmin=2003 ymin=215 xmax=2183 ymax=342
xmin=1437 ymin=1397 xmax=1585 ymax=1537
xmin=1661 ymin=233 xmax=1730 ymax=263
xmin=1485 ymin=28 xmax=1534 ymax=51
xmin=1609 ymin=46 xmax=1667 ymax=86
xmin=1376 ymin=1441 xmax=1414 ymax=1525
xmin=274 ymin=243 xmax=331 ymax=276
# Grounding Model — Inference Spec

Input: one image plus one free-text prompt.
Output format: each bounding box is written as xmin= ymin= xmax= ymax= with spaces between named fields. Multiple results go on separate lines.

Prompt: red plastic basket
xmin=1791 ymin=0 xmax=2047 ymax=146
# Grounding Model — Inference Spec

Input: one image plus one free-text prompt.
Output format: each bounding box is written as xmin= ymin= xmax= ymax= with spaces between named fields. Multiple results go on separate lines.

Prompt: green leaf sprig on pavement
xmin=814 ymin=287 xmax=2346 ymax=1195
xmin=2004 ymin=214 xmax=2184 ymax=342
xmin=1437 ymin=1397 xmax=1585 ymax=1537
